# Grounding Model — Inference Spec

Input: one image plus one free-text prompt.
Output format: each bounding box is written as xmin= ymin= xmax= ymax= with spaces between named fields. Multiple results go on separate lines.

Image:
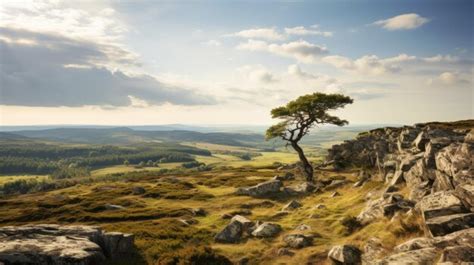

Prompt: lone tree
xmin=265 ymin=92 xmax=353 ymax=182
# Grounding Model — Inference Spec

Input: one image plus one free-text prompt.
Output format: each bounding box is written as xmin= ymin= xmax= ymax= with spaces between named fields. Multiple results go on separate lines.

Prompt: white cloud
xmin=237 ymin=39 xmax=328 ymax=63
xmin=438 ymin=72 xmax=469 ymax=85
xmin=423 ymin=54 xmax=459 ymax=63
xmin=287 ymin=64 xmax=336 ymax=83
xmin=237 ymin=65 xmax=277 ymax=83
xmin=230 ymin=27 xmax=284 ymax=40
xmin=284 ymin=26 xmax=333 ymax=37
xmin=323 ymin=54 xmax=417 ymax=75
xmin=0 ymin=1 xmax=216 ymax=107
xmin=202 ymin=39 xmax=222 ymax=46
xmin=373 ymin=13 xmax=430 ymax=30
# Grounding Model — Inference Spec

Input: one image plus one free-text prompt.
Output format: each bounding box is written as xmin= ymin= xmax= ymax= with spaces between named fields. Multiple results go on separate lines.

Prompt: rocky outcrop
xmin=0 ymin=224 xmax=134 ymax=265
xmin=325 ymin=121 xmax=474 ymax=263
xmin=236 ymin=179 xmax=282 ymax=197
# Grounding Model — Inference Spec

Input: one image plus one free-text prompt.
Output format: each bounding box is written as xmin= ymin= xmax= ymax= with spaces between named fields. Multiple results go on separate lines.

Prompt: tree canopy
xmin=266 ymin=92 xmax=353 ymax=181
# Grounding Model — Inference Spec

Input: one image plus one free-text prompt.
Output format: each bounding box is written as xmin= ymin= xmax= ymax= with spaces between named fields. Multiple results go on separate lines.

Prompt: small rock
xmin=251 ymin=222 xmax=282 ymax=238
xmin=189 ymin=208 xmax=207 ymax=217
xmin=214 ymin=220 xmax=243 ymax=243
xmin=282 ymin=200 xmax=302 ymax=211
xmin=283 ymin=234 xmax=313 ymax=249
xmin=328 ymin=245 xmax=362 ymax=264
xmin=294 ymin=224 xmax=311 ymax=231
xmin=277 ymin=248 xmax=295 ymax=256
xmin=104 ymin=204 xmax=124 ymax=210
xmin=314 ymin=204 xmax=327 ymax=209
xmin=238 ymin=257 xmax=250 ymax=265
xmin=331 ymin=191 xmax=340 ymax=197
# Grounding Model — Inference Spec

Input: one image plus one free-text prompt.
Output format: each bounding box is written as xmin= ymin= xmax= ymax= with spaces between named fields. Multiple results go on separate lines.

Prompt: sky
xmin=0 ymin=0 xmax=473 ymax=126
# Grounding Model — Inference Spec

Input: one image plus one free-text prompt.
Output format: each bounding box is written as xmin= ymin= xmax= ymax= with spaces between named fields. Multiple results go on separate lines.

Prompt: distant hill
xmin=5 ymin=127 xmax=267 ymax=147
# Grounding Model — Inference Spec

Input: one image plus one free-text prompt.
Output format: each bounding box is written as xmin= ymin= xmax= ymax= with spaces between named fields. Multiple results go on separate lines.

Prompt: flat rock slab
xmin=0 ymin=224 xmax=134 ymax=265
xmin=417 ymin=191 xmax=466 ymax=220
xmin=376 ymin=247 xmax=438 ymax=265
xmin=425 ymin=213 xmax=474 ymax=237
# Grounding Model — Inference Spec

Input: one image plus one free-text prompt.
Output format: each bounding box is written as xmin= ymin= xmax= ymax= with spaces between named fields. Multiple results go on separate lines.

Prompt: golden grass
xmin=0 ymin=163 xmax=422 ymax=264
xmin=0 ymin=175 xmax=49 ymax=186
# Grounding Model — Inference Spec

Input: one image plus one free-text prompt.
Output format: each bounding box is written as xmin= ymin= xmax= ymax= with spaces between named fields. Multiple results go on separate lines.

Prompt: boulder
xmin=433 ymin=228 xmax=474 ymax=248
xmin=393 ymin=238 xmax=434 ymax=253
xmin=281 ymin=200 xmax=302 ymax=211
xmin=231 ymin=215 xmax=254 ymax=232
xmin=417 ymin=191 xmax=466 ymax=221
xmin=377 ymin=247 xmax=438 ymax=264
xmin=251 ymin=222 xmax=281 ymax=238
xmin=0 ymin=224 xmax=134 ymax=265
xmin=236 ymin=179 xmax=282 ymax=197
xmin=436 ymin=143 xmax=473 ymax=177
xmin=455 ymin=184 xmax=474 ymax=210
xmin=413 ymin=131 xmax=430 ymax=151
xmin=283 ymin=234 xmax=313 ymax=249
xmin=425 ymin=213 xmax=474 ymax=237
xmin=328 ymin=245 xmax=362 ymax=265
xmin=438 ymin=245 xmax=474 ymax=263
xmin=409 ymin=181 xmax=431 ymax=201
xmin=214 ymin=220 xmax=243 ymax=243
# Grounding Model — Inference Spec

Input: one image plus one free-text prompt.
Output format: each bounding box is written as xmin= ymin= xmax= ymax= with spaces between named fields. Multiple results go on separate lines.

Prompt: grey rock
xmin=189 ymin=208 xmax=207 ymax=216
xmin=251 ymin=222 xmax=281 ymax=238
xmin=0 ymin=224 xmax=134 ymax=265
xmin=231 ymin=215 xmax=254 ymax=232
xmin=214 ymin=220 xmax=243 ymax=243
xmin=438 ymin=245 xmax=474 ymax=263
xmin=425 ymin=213 xmax=474 ymax=237
xmin=377 ymin=247 xmax=438 ymax=265
xmin=281 ymin=200 xmax=302 ymax=211
xmin=236 ymin=179 xmax=282 ymax=197
xmin=455 ymin=184 xmax=474 ymax=210
xmin=417 ymin=191 xmax=466 ymax=221
xmin=328 ymin=245 xmax=362 ymax=264
xmin=433 ymin=227 xmax=474 ymax=248
xmin=394 ymin=238 xmax=434 ymax=253
xmin=283 ymin=234 xmax=313 ymax=249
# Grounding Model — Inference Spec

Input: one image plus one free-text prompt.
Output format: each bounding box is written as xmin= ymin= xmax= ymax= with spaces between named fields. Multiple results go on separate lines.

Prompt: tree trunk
xmin=290 ymin=141 xmax=314 ymax=182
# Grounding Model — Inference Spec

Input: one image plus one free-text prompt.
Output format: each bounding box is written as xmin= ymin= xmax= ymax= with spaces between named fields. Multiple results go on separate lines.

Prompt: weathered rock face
xmin=236 ymin=179 xmax=282 ymax=197
xmin=327 ymin=245 xmax=362 ymax=265
xmin=0 ymin=224 xmax=134 ymax=265
xmin=376 ymin=247 xmax=438 ymax=264
xmin=325 ymin=121 xmax=474 ymax=264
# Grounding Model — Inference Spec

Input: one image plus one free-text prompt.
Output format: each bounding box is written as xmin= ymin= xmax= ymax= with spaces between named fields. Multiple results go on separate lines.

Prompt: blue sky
xmin=0 ymin=0 xmax=472 ymax=125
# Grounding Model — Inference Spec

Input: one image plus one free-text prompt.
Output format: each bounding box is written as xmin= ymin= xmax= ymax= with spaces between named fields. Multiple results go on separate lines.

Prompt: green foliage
xmin=266 ymin=92 xmax=354 ymax=141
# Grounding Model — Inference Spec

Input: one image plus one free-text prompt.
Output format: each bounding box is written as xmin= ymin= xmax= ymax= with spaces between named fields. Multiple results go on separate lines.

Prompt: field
xmin=0 ymin=175 xmax=49 ymax=186
xmin=0 ymin=156 xmax=421 ymax=264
